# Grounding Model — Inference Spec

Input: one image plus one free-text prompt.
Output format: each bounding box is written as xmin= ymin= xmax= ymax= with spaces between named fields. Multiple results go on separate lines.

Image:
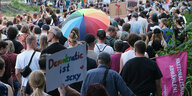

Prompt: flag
xmin=81 ymin=0 xmax=87 ymax=7
xmin=156 ymin=51 xmax=187 ymax=96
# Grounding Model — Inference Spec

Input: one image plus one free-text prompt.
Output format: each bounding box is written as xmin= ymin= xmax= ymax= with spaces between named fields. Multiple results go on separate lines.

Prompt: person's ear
xmin=32 ymin=40 xmax=36 ymax=47
xmin=127 ymin=42 xmax=131 ymax=46
xmin=134 ymin=48 xmax=137 ymax=53
xmin=96 ymin=60 xmax=99 ymax=65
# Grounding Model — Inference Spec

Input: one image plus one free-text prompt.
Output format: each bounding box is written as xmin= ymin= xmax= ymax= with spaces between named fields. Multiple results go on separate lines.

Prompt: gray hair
xmin=5 ymin=40 xmax=15 ymax=53
xmin=120 ymin=32 xmax=129 ymax=41
xmin=97 ymin=52 xmax=111 ymax=65
xmin=51 ymin=26 xmax=62 ymax=39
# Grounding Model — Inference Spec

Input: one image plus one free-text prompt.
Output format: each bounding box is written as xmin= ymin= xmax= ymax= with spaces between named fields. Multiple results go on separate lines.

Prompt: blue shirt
xmin=0 ymin=83 xmax=8 ymax=96
xmin=81 ymin=64 xmax=135 ymax=96
xmin=128 ymin=20 xmax=143 ymax=34
xmin=66 ymin=0 xmax=70 ymax=8
xmin=162 ymin=28 xmax=174 ymax=43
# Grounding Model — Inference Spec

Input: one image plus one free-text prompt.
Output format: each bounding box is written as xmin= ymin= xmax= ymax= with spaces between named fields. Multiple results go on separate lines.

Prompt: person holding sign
xmin=25 ymin=54 xmax=81 ymax=96
xmin=81 ymin=52 xmax=135 ymax=96
xmin=41 ymin=26 xmax=66 ymax=55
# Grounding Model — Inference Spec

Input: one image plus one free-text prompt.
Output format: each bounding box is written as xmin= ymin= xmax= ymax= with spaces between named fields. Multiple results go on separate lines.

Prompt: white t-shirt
xmin=121 ymin=50 xmax=148 ymax=65
xmin=87 ymin=50 xmax=98 ymax=61
xmin=1 ymin=34 xmax=7 ymax=40
xmin=94 ymin=43 xmax=114 ymax=55
xmin=15 ymin=50 xmax=40 ymax=86
xmin=121 ymin=50 xmax=136 ymax=66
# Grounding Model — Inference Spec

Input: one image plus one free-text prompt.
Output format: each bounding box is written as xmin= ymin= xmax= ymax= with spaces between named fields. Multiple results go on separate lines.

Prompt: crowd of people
xmin=0 ymin=0 xmax=191 ymax=96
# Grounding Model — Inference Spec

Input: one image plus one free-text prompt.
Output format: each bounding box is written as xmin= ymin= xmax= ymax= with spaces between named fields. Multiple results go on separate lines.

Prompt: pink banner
xmin=156 ymin=51 xmax=187 ymax=96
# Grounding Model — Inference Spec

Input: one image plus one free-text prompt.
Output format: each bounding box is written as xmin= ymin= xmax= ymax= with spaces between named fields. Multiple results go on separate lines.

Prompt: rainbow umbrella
xmin=61 ymin=8 xmax=110 ymax=40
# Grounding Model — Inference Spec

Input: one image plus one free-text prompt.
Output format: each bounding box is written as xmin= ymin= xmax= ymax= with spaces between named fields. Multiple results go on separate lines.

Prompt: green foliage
xmin=4 ymin=9 xmax=15 ymax=16
xmin=184 ymin=11 xmax=192 ymax=25
xmin=157 ymin=13 xmax=192 ymax=96
xmin=11 ymin=0 xmax=39 ymax=13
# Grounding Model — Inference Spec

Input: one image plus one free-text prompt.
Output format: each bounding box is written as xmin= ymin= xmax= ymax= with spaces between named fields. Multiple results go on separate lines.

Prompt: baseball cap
xmin=110 ymin=19 xmax=118 ymax=27
xmin=132 ymin=12 xmax=139 ymax=18
xmin=114 ymin=16 xmax=121 ymax=22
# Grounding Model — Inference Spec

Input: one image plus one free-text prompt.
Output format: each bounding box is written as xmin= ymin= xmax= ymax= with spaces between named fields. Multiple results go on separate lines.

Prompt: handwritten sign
xmin=109 ymin=2 xmax=127 ymax=18
xmin=46 ymin=44 xmax=87 ymax=92
xmin=156 ymin=51 xmax=187 ymax=96
xmin=126 ymin=0 xmax=139 ymax=10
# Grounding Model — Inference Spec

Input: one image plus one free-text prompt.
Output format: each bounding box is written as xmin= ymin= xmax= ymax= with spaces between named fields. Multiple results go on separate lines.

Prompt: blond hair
xmin=29 ymin=71 xmax=46 ymax=96
xmin=68 ymin=31 xmax=78 ymax=47
xmin=5 ymin=40 xmax=15 ymax=53
xmin=21 ymin=24 xmax=30 ymax=33
xmin=39 ymin=35 xmax=48 ymax=51
xmin=69 ymin=30 xmax=78 ymax=41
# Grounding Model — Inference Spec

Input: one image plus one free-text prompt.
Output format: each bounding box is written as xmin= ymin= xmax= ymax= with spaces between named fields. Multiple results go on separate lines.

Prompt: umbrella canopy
xmin=61 ymin=8 xmax=110 ymax=40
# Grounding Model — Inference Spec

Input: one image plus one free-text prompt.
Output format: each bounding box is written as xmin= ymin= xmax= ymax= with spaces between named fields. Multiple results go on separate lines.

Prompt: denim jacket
xmin=81 ymin=64 xmax=135 ymax=96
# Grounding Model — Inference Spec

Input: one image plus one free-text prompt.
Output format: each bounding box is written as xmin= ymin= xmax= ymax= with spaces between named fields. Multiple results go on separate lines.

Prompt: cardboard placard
xmin=126 ymin=0 xmax=139 ymax=10
xmin=46 ymin=44 xmax=87 ymax=92
xmin=109 ymin=2 xmax=127 ymax=18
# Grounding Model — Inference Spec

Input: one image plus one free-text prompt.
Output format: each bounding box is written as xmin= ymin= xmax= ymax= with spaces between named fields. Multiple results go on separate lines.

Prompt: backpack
xmin=95 ymin=44 xmax=108 ymax=53
xmin=105 ymin=37 xmax=114 ymax=48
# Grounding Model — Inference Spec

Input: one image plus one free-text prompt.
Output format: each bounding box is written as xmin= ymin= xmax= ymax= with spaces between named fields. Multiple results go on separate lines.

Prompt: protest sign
xmin=126 ymin=0 xmax=139 ymax=10
xmin=142 ymin=0 xmax=146 ymax=4
xmin=103 ymin=0 xmax=111 ymax=4
xmin=156 ymin=51 xmax=187 ymax=96
xmin=162 ymin=4 xmax=169 ymax=11
xmin=166 ymin=0 xmax=172 ymax=4
xmin=46 ymin=44 xmax=87 ymax=92
xmin=109 ymin=2 xmax=127 ymax=18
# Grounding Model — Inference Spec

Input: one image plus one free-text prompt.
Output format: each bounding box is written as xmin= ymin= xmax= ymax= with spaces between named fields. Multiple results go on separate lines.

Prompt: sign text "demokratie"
xmin=48 ymin=52 xmax=83 ymax=70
